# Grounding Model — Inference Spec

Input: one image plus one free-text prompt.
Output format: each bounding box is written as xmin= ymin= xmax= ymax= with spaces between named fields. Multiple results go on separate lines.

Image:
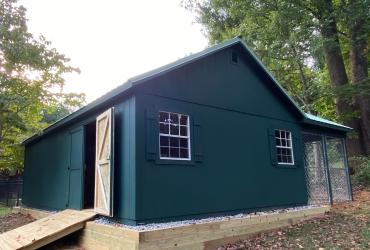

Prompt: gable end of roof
xmin=23 ymin=37 xmax=351 ymax=144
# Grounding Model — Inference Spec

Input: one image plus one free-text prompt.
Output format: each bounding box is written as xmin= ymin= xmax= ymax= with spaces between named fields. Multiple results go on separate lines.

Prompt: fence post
xmin=6 ymin=181 xmax=10 ymax=207
xmin=322 ymin=136 xmax=333 ymax=205
xmin=16 ymin=181 xmax=20 ymax=206
xmin=342 ymin=139 xmax=353 ymax=201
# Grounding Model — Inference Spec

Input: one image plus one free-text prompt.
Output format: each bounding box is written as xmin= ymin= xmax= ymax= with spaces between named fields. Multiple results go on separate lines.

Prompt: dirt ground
xmin=218 ymin=187 xmax=370 ymax=249
xmin=0 ymin=212 xmax=35 ymax=233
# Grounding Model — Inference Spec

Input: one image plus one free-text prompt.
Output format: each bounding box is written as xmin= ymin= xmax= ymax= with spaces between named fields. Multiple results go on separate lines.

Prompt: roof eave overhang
xmin=22 ymin=83 xmax=135 ymax=145
xmin=302 ymin=118 xmax=353 ymax=133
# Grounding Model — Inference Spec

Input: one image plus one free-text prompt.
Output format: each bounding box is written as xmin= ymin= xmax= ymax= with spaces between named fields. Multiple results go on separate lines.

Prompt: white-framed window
xmin=275 ymin=129 xmax=294 ymax=165
xmin=159 ymin=111 xmax=191 ymax=160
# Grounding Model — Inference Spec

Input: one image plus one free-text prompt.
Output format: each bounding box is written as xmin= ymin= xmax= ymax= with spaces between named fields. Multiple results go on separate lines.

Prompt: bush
xmin=351 ymin=157 xmax=370 ymax=187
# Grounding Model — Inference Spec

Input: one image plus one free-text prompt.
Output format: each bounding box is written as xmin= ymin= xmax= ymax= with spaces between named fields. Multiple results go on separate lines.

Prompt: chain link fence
xmin=326 ymin=137 xmax=352 ymax=202
xmin=302 ymin=132 xmax=351 ymax=205
xmin=302 ymin=133 xmax=330 ymax=204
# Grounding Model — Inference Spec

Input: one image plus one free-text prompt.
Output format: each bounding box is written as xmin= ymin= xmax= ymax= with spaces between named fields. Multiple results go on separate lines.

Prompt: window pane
xmin=170 ymin=113 xmax=179 ymax=124
xmin=160 ymin=123 xmax=169 ymax=134
xmin=170 ymin=147 xmax=179 ymax=158
xmin=159 ymin=112 xmax=169 ymax=123
xmin=180 ymin=126 xmax=187 ymax=136
xmin=180 ymin=115 xmax=188 ymax=125
xmin=277 ymin=148 xmax=283 ymax=155
xmin=282 ymin=155 xmax=287 ymax=163
xmin=275 ymin=129 xmax=294 ymax=164
xmin=160 ymin=136 xmax=169 ymax=147
xmin=160 ymin=147 xmax=169 ymax=157
xmin=286 ymin=148 xmax=292 ymax=156
xmin=281 ymin=148 xmax=286 ymax=155
xmin=180 ymin=148 xmax=189 ymax=158
xmin=287 ymin=156 xmax=292 ymax=163
xmin=159 ymin=111 xmax=190 ymax=160
xmin=180 ymin=138 xmax=188 ymax=148
xmin=277 ymin=154 xmax=282 ymax=162
xmin=170 ymin=124 xmax=179 ymax=135
xmin=170 ymin=137 xmax=179 ymax=147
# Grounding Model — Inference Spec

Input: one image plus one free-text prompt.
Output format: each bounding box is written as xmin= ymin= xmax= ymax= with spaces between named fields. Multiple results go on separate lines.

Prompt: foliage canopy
xmin=0 ymin=0 xmax=85 ymax=172
xmin=184 ymin=0 xmax=370 ymax=156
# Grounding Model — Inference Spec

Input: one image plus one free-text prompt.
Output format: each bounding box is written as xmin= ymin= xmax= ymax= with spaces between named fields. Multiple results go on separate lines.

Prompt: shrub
xmin=351 ymin=157 xmax=370 ymax=187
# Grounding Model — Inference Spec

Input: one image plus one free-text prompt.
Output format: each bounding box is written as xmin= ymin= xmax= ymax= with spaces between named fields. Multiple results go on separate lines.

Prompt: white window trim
xmin=275 ymin=129 xmax=295 ymax=165
xmin=159 ymin=111 xmax=191 ymax=161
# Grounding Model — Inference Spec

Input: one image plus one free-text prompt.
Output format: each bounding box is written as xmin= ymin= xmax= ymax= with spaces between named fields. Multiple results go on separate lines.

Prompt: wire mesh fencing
xmin=302 ymin=133 xmax=330 ymax=205
xmin=302 ymin=132 xmax=351 ymax=205
xmin=326 ymin=137 xmax=352 ymax=202
xmin=0 ymin=180 xmax=22 ymax=217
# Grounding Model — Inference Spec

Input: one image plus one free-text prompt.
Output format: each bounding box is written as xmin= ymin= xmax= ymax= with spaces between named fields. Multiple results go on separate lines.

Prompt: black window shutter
xmin=268 ymin=128 xmax=278 ymax=165
xmin=292 ymin=133 xmax=302 ymax=167
xmin=193 ymin=118 xmax=203 ymax=162
xmin=146 ymin=107 xmax=157 ymax=160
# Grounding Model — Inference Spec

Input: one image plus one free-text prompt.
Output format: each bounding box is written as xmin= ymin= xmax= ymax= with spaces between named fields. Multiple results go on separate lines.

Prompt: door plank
xmin=94 ymin=108 xmax=114 ymax=216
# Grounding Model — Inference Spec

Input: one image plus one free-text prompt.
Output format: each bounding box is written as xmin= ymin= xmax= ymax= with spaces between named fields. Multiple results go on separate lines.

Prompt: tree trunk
xmin=348 ymin=0 xmax=370 ymax=155
xmin=315 ymin=0 xmax=365 ymax=156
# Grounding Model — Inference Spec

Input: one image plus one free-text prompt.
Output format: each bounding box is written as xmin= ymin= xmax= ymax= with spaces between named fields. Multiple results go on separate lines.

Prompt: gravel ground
xmin=0 ymin=212 xmax=35 ymax=233
xmin=95 ymin=205 xmax=320 ymax=231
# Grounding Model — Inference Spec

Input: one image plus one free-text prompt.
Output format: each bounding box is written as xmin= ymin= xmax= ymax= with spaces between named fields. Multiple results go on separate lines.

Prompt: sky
xmin=19 ymin=0 xmax=208 ymax=103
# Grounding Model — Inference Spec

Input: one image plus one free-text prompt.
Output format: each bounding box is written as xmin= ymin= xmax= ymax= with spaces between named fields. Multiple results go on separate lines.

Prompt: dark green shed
xmin=22 ymin=38 xmax=352 ymax=225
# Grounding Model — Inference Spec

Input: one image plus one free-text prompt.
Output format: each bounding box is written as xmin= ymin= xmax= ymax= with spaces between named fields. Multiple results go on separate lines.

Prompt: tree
xmin=184 ymin=0 xmax=370 ymax=156
xmin=345 ymin=0 xmax=370 ymax=154
xmin=0 ymin=0 xmax=85 ymax=172
xmin=306 ymin=0 xmax=365 ymax=156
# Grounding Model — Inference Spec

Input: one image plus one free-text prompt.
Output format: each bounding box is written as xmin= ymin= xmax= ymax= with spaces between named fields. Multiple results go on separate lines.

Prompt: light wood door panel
xmin=94 ymin=108 xmax=114 ymax=216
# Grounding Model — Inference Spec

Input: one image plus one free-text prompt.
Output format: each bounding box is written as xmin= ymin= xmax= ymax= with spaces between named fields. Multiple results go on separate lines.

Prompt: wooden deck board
xmin=0 ymin=209 xmax=97 ymax=250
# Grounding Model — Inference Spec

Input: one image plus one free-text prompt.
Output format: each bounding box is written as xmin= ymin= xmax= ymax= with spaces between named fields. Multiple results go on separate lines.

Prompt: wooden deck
xmin=0 ymin=209 xmax=97 ymax=250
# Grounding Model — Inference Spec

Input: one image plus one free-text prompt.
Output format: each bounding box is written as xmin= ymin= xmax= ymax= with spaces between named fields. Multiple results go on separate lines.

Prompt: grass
xmin=0 ymin=205 xmax=12 ymax=217
xmin=220 ymin=187 xmax=370 ymax=249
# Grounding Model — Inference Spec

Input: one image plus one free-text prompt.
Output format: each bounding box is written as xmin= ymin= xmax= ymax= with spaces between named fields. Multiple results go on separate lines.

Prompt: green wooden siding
xmin=134 ymin=48 xmax=298 ymax=123
xmin=23 ymin=96 xmax=136 ymax=221
xmin=67 ymin=128 xmax=84 ymax=210
xmin=134 ymin=94 xmax=307 ymax=223
xmin=23 ymin=130 xmax=71 ymax=210
xmin=113 ymin=96 xmax=136 ymax=220
xmin=132 ymin=47 xmax=308 ymax=223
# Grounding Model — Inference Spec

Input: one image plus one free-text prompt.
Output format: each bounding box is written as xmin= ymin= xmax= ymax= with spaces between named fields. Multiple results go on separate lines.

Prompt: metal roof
xmin=23 ymin=38 xmax=351 ymax=144
xmin=304 ymin=113 xmax=352 ymax=132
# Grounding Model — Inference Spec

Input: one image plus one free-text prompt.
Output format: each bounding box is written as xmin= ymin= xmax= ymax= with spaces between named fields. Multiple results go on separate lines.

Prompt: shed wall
xmin=23 ymin=130 xmax=71 ymax=210
xmin=134 ymin=46 xmax=299 ymax=122
xmin=135 ymin=94 xmax=307 ymax=223
xmin=132 ymin=47 xmax=309 ymax=223
xmin=23 ymin=96 xmax=136 ymax=221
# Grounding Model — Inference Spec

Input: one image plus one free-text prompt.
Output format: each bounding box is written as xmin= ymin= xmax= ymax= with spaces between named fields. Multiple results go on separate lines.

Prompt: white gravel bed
xmin=94 ymin=205 xmax=322 ymax=232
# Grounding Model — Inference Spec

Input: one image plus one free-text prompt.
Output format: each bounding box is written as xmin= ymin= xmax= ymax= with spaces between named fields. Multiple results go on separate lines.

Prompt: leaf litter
xmin=218 ymin=187 xmax=370 ymax=250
